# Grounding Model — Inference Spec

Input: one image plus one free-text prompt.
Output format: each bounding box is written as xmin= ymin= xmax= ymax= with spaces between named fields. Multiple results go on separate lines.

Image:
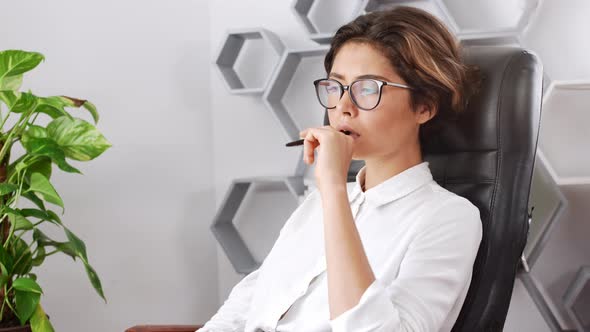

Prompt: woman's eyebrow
xmin=329 ymin=72 xmax=345 ymax=79
xmin=329 ymin=72 xmax=393 ymax=82
xmin=357 ymin=74 xmax=393 ymax=81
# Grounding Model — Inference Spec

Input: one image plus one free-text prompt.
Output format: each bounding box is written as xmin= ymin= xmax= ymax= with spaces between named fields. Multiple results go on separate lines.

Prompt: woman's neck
xmin=362 ymin=151 xmax=423 ymax=192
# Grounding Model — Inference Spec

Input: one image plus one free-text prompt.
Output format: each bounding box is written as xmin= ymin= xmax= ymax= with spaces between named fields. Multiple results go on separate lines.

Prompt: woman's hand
xmin=299 ymin=126 xmax=354 ymax=192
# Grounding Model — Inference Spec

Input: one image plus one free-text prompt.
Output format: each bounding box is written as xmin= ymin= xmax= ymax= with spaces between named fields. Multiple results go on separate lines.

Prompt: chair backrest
xmin=431 ymin=46 xmax=542 ymax=331
xmin=327 ymin=45 xmax=543 ymax=331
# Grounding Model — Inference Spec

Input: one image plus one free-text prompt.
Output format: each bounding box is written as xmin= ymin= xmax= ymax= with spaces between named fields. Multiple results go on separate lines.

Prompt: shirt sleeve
xmin=329 ymin=197 xmax=483 ymax=332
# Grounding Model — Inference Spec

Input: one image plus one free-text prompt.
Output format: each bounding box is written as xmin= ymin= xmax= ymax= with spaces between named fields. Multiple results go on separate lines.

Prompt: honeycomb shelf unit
xmin=263 ymin=47 xmax=330 ymax=141
xmin=211 ymin=176 xmax=305 ymax=274
xmin=292 ymin=0 xmax=367 ymax=44
xmin=214 ymin=28 xmax=285 ymax=95
xmin=563 ymin=266 xmax=590 ymax=332
xmin=538 ymin=81 xmax=590 ymax=185
xmin=364 ymin=0 xmax=458 ymax=33
xmin=522 ymin=154 xmax=568 ymax=270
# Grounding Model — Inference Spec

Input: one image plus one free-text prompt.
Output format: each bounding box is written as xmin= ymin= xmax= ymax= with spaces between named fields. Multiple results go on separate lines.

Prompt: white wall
xmin=1 ymin=1 xmax=218 ymax=331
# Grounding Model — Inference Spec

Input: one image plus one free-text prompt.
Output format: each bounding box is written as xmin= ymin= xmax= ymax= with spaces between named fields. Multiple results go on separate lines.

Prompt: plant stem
xmin=30 ymin=111 xmax=40 ymax=126
xmin=0 ymin=112 xmax=10 ymax=133
xmin=2 ymin=170 xmax=25 ymax=248
xmin=45 ymin=249 xmax=58 ymax=257
xmin=7 ymin=154 xmax=38 ymax=184
xmin=0 ymin=104 xmax=36 ymax=163
xmin=0 ymin=126 xmax=17 ymax=164
xmin=3 ymin=285 xmax=16 ymax=317
xmin=0 ymin=296 xmax=5 ymax=321
xmin=0 ymin=140 xmax=10 ymax=254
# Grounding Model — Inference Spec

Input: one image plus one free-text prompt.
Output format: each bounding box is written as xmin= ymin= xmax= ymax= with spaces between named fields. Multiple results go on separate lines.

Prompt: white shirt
xmin=200 ymin=162 xmax=482 ymax=332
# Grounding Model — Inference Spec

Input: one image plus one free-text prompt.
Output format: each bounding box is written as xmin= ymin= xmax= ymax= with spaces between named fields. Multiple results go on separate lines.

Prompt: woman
xmin=201 ymin=6 xmax=482 ymax=332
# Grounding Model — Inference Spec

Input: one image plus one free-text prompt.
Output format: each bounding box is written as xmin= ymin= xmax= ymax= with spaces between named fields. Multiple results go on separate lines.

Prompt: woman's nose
xmin=336 ymin=88 xmax=357 ymax=117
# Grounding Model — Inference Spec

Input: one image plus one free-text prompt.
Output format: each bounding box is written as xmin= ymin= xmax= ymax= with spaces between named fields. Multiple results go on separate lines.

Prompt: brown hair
xmin=324 ymin=6 xmax=480 ymax=147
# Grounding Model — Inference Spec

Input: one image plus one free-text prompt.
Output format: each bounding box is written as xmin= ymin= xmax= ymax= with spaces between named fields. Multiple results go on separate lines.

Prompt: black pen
xmin=285 ymin=130 xmax=351 ymax=147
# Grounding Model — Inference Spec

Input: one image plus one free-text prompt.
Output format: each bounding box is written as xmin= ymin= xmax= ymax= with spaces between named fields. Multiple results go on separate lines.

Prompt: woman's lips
xmin=342 ymin=130 xmax=360 ymax=139
xmin=338 ymin=125 xmax=360 ymax=138
xmin=346 ymin=131 xmax=360 ymax=139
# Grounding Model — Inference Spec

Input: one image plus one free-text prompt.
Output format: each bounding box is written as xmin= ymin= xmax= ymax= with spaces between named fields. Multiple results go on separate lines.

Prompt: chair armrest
xmin=125 ymin=325 xmax=203 ymax=332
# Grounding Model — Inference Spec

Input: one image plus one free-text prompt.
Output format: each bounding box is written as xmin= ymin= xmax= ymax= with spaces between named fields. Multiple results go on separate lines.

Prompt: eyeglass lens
xmin=315 ymin=79 xmax=381 ymax=110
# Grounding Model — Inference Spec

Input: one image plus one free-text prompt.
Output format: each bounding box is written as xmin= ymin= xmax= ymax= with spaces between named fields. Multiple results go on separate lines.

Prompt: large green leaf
xmin=21 ymin=137 xmax=81 ymax=174
xmin=0 ymin=263 xmax=8 ymax=289
xmin=0 ymin=183 xmax=18 ymax=195
xmin=0 ymin=50 xmax=44 ymax=89
xmin=83 ymin=260 xmax=106 ymax=301
xmin=13 ymin=277 xmax=43 ymax=294
xmin=10 ymin=155 xmax=53 ymax=187
xmin=0 ymin=261 xmax=7 ymax=276
xmin=21 ymin=125 xmax=48 ymax=143
xmin=0 ymin=90 xmax=19 ymax=108
xmin=30 ymin=304 xmax=54 ymax=332
xmin=13 ymin=278 xmax=44 ymax=325
xmin=0 ymin=245 xmax=13 ymax=275
xmin=5 ymin=207 xmax=34 ymax=231
xmin=20 ymin=208 xmax=62 ymax=226
xmin=64 ymin=228 xmax=105 ymax=301
xmin=35 ymin=96 xmax=74 ymax=120
xmin=46 ymin=117 xmax=111 ymax=161
xmin=32 ymin=228 xmax=105 ymax=300
xmin=32 ymin=229 xmax=76 ymax=260
xmin=8 ymin=91 xmax=37 ymax=114
xmin=24 ymin=157 xmax=53 ymax=181
xmin=21 ymin=191 xmax=46 ymax=210
xmin=0 ymin=74 xmax=23 ymax=91
xmin=15 ymin=290 xmax=41 ymax=325
xmin=64 ymin=227 xmax=87 ymax=261
xmin=32 ymin=245 xmax=46 ymax=267
xmin=26 ymin=172 xmax=63 ymax=208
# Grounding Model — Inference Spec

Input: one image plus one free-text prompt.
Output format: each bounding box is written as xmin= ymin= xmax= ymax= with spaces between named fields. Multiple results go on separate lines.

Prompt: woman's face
xmin=327 ymin=41 xmax=432 ymax=162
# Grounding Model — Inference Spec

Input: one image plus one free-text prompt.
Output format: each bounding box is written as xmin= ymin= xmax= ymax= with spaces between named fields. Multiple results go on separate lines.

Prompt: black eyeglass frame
xmin=313 ymin=78 xmax=413 ymax=111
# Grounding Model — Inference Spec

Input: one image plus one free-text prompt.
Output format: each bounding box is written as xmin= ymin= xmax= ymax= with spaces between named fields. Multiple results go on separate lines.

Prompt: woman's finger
xmin=303 ymin=130 xmax=319 ymax=164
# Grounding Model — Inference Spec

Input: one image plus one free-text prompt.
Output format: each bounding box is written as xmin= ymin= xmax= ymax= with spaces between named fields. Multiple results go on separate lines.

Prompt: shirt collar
xmin=347 ymin=162 xmax=434 ymax=207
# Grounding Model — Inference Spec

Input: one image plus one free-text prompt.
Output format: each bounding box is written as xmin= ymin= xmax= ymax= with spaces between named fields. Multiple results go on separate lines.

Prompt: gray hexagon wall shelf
xmin=214 ymin=28 xmax=285 ymax=95
xmin=211 ymin=176 xmax=305 ymax=274
xmin=459 ymin=33 xmax=521 ymax=47
xmin=365 ymin=0 xmax=458 ymax=34
xmin=538 ymin=81 xmax=590 ymax=185
xmin=563 ymin=266 xmax=590 ymax=332
xmin=263 ymin=47 xmax=330 ymax=141
xmin=292 ymin=0 xmax=367 ymax=44
xmin=523 ymin=154 xmax=568 ymax=269
xmin=522 ymin=0 xmax=590 ymax=81
xmin=442 ymin=0 xmax=539 ymax=41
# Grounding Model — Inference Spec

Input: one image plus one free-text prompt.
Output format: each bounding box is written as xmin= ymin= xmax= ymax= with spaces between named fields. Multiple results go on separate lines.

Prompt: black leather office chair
xmin=436 ymin=45 xmax=542 ymax=332
xmin=344 ymin=45 xmax=543 ymax=332
xmin=126 ymin=45 xmax=543 ymax=332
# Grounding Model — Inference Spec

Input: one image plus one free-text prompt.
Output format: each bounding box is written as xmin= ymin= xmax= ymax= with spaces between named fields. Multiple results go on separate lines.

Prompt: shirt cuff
xmin=329 ymin=278 xmax=401 ymax=332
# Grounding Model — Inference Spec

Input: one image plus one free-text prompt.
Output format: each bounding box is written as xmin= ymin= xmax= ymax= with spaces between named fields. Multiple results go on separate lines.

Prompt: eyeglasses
xmin=313 ymin=78 xmax=413 ymax=111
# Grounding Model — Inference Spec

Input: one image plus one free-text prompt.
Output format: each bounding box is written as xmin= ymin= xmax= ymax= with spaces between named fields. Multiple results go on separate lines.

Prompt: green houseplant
xmin=0 ymin=50 xmax=111 ymax=331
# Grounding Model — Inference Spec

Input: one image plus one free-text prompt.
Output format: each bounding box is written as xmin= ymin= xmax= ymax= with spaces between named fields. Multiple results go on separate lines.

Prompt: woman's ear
xmin=415 ymin=103 xmax=437 ymax=125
